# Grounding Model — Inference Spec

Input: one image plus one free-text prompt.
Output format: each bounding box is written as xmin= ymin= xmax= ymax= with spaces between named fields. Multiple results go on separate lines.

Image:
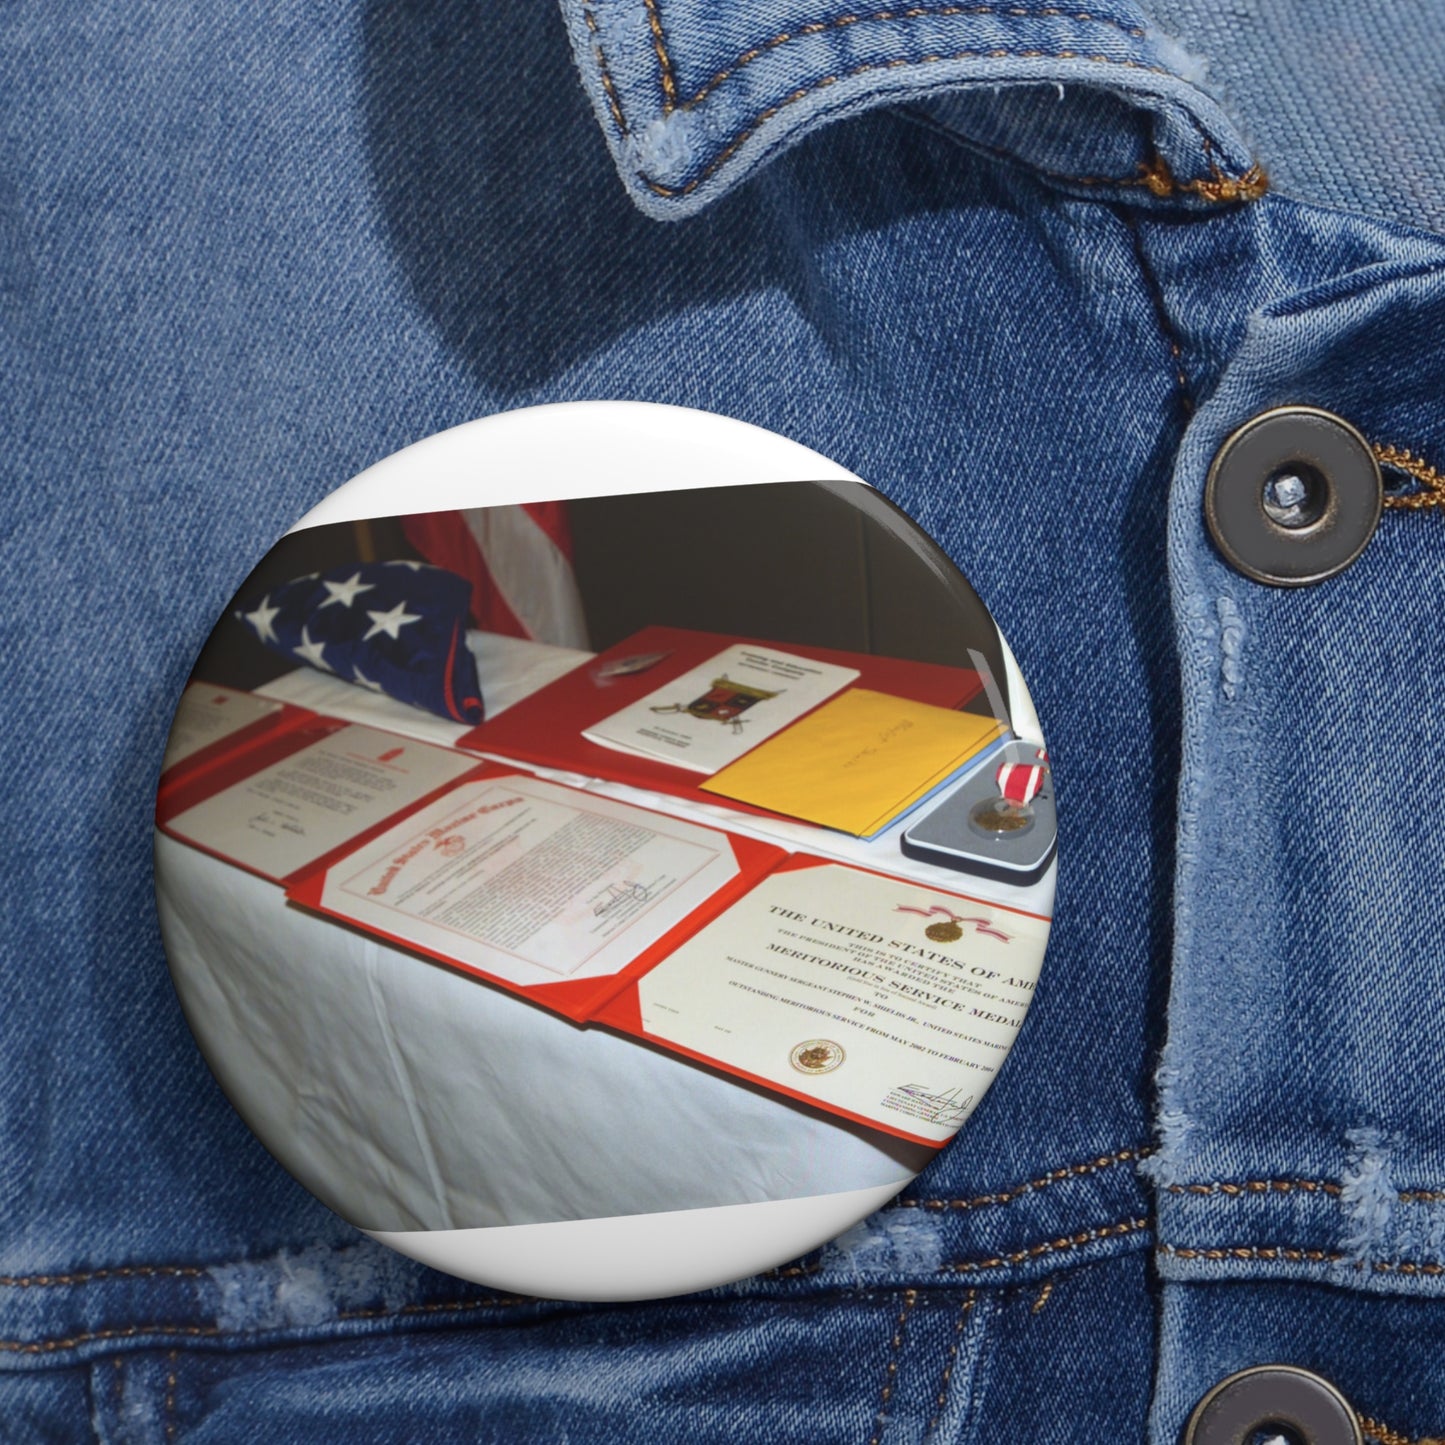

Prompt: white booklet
xmin=582 ymin=644 xmax=859 ymax=775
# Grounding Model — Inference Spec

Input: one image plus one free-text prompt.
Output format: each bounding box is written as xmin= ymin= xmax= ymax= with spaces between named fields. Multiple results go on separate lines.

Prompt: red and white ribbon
xmin=996 ymin=759 xmax=1047 ymax=805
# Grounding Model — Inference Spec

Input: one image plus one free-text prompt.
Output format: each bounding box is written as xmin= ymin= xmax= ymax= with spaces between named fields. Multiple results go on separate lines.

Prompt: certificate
xmin=161 ymin=724 xmax=480 ymax=882
xmin=617 ymin=861 xmax=1048 ymax=1144
xmin=160 ymin=683 xmax=285 ymax=773
xmin=293 ymin=774 xmax=778 ymax=1016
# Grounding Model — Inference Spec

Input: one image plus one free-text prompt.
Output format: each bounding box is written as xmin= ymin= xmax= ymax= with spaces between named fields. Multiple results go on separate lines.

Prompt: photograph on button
xmin=153 ymin=457 xmax=1054 ymax=1272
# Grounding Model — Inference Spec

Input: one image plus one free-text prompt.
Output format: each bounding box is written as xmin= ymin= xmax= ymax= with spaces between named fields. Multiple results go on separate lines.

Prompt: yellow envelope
xmin=700 ymin=688 xmax=1005 ymax=836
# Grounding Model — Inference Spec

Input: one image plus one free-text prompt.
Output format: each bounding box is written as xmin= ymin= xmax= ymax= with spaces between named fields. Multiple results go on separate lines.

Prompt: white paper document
xmin=582 ymin=644 xmax=859 ymax=775
xmin=161 ymin=683 xmax=283 ymax=771
xmin=317 ymin=775 xmax=742 ymax=990
xmin=634 ymin=863 xmax=1049 ymax=1143
xmin=164 ymin=725 xmax=478 ymax=880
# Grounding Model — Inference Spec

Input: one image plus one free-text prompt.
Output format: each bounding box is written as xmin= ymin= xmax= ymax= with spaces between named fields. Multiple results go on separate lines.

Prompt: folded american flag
xmin=235 ymin=560 xmax=484 ymax=724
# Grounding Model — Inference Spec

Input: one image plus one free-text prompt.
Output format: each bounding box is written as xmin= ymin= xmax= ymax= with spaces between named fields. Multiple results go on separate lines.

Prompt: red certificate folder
xmin=589 ymin=853 xmax=1049 ymax=1146
xmin=288 ymin=799 xmax=1048 ymax=1148
xmin=458 ymin=626 xmax=988 ymax=818
xmin=156 ymin=684 xmax=315 ymax=797
xmin=156 ymin=714 xmax=490 ymax=887
xmin=286 ymin=765 xmax=787 ymax=1022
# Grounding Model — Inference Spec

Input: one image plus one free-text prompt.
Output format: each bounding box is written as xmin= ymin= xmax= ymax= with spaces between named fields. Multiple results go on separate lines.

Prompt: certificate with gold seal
xmin=594 ymin=858 xmax=1048 ymax=1145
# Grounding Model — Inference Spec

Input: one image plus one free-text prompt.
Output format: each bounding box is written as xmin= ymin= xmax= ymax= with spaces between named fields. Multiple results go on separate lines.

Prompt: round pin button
xmin=1183 ymin=1364 xmax=1363 ymax=1445
xmin=1204 ymin=406 xmax=1382 ymax=586
xmin=153 ymin=402 xmax=1056 ymax=1301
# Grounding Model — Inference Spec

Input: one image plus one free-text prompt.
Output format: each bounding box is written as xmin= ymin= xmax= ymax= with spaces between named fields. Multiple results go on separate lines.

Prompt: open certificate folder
xmin=289 ymin=784 xmax=1048 ymax=1146
xmin=156 ymin=717 xmax=485 ymax=885
xmin=288 ymin=768 xmax=783 ymax=1021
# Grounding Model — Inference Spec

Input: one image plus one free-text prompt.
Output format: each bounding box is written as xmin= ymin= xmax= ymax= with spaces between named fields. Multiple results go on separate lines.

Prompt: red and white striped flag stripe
xmin=402 ymin=503 xmax=589 ymax=650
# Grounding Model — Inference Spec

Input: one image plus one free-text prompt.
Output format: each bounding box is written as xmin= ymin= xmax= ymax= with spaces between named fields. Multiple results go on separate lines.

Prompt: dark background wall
xmin=191 ymin=482 xmax=1002 ymax=694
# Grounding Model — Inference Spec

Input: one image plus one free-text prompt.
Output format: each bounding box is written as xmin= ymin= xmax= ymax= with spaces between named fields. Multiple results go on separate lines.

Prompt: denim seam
xmin=1374 ymin=442 xmax=1445 ymax=509
xmin=1120 ymin=208 xmax=1195 ymax=414
xmin=867 ymin=1287 xmax=919 ymax=1445
xmin=923 ymin=1289 xmax=977 ymax=1437
xmin=654 ymin=6 xmax=1150 ymax=116
xmin=766 ymin=1213 xmax=1151 ymax=1284
xmin=1029 ymin=1277 xmax=1055 ymax=1313
xmin=632 ymin=50 xmax=1232 ymax=200
xmin=584 ymin=6 xmax=1265 ymax=197
xmin=1165 ymin=1178 xmax=1445 ymax=1202
xmin=591 ymin=5 xmax=1156 ymax=141
xmin=900 ymin=115 xmax=1266 ymax=206
xmin=642 ymin=0 xmax=677 ymax=108
xmin=1165 ymin=1178 xmax=1343 ymax=1198
xmin=1359 ymin=1413 xmax=1442 ymax=1445
xmin=0 ymin=1266 xmax=206 ymax=1289
xmin=898 ymin=1144 xmax=1153 ymax=1211
xmin=1158 ymin=1242 xmax=1445 ymax=1276
xmin=939 ymin=1216 xmax=1151 ymax=1272
xmin=164 ymin=1349 xmax=178 ymax=1442
xmin=583 ymin=7 xmax=629 ymax=132
xmin=0 ymin=1296 xmax=531 ymax=1357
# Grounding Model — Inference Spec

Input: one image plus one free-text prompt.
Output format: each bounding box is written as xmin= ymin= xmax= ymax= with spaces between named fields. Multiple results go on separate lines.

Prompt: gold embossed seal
xmin=789 ymin=1039 xmax=845 ymax=1074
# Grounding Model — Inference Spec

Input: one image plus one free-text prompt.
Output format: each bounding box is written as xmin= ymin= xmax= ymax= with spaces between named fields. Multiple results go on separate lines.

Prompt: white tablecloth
xmin=158 ymin=635 xmax=953 ymax=1231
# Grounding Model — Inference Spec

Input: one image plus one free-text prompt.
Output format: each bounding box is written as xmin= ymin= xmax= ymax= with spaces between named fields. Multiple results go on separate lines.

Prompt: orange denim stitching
xmin=940 ymin=1216 xmax=1150 ymax=1272
xmin=1360 ymin=1414 xmax=1445 ymax=1445
xmin=1374 ymin=443 xmax=1445 ymax=510
xmin=583 ymin=7 xmax=1268 ymax=203
xmin=164 ymin=1349 xmax=179 ymax=1442
xmin=900 ymin=1145 xmax=1152 ymax=1211
xmin=1165 ymin=1178 xmax=1344 ymax=1198
xmin=581 ymin=7 xmax=1265 ymax=200
xmin=924 ymin=1290 xmax=977 ymax=1437
xmin=640 ymin=50 xmax=1176 ymax=198
xmin=642 ymin=0 xmax=678 ymax=107
xmin=590 ymin=5 xmax=1156 ymax=137
xmin=583 ymin=7 xmax=628 ymax=133
xmin=868 ymin=1287 xmax=919 ymax=1445
xmin=920 ymin=120 xmax=1267 ymax=202
xmin=1159 ymin=1242 xmax=1445 ymax=1276
xmin=1159 ymin=1242 xmax=1344 ymax=1264
xmin=1165 ymin=1178 xmax=1445 ymax=1202
xmin=0 ymin=1264 xmax=206 ymax=1288
xmin=672 ymin=6 xmax=1151 ymax=113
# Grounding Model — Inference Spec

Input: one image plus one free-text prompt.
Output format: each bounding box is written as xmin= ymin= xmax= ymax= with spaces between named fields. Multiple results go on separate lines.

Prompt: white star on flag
xmin=293 ymin=625 xmax=333 ymax=671
xmin=350 ymin=665 xmax=383 ymax=692
xmin=318 ymin=572 xmax=376 ymax=610
xmin=363 ymin=600 xmax=422 ymax=641
xmin=384 ymin=559 xmax=430 ymax=571
xmin=243 ymin=595 xmax=281 ymax=644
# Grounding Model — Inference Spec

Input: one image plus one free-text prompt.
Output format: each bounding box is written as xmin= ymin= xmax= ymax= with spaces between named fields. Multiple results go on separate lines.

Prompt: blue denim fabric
xmin=4 ymin=0 xmax=1445 ymax=1440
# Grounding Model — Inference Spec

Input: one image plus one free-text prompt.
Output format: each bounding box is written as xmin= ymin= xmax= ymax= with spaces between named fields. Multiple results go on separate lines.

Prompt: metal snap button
xmin=1182 ymin=1364 xmax=1363 ymax=1445
xmin=1204 ymin=406 xmax=1382 ymax=586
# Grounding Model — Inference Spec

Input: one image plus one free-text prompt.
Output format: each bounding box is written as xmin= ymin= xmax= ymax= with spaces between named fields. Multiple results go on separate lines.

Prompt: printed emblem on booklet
xmin=151 ymin=403 xmax=1056 ymax=1301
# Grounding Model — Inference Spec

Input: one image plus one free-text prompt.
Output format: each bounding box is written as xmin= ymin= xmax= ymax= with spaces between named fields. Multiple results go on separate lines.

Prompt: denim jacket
xmin=4 ymin=0 xmax=1445 ymax=1440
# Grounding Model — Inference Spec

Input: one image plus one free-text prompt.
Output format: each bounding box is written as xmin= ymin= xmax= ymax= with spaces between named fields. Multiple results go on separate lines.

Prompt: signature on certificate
xmin=593 ymin=881 xmax=652 ymax=917
xmin=890 ymin=1084 xmax=975 ymax=1126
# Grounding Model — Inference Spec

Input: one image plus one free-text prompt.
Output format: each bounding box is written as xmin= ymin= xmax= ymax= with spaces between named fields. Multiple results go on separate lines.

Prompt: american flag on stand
xmin=402 ymin=503 xmax=589 ymax=650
